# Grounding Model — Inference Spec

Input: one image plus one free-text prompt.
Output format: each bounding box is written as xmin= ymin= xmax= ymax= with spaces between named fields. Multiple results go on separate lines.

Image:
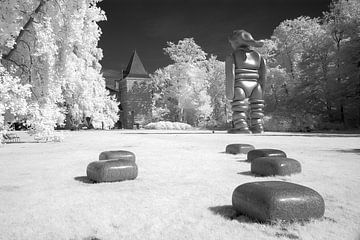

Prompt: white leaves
xmin=164 ymin=38 xmax=207 ymax=65
xmin=0 ymin=64 xmax=31 ymax=130
xmin=152 ymin=39 xmax=226 ymax=125
xmin=0 ymin=0 xmax=118 ymax=136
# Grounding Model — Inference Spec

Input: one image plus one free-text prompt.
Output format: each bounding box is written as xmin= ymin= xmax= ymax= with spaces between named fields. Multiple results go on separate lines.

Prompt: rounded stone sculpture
xmin=99 ymin=150 xmax=135 ymax=162
xmin=87 ymin=159 xmax=138 ymax=183
xmin=232 ymin=181 xmax=325 ymax=222
xmin=247 ymin=149 xmax=286 ymax=162
xmin=226 ymin=144 xmax=255 ymax=154
xmin=251 ymin=157 xmax=301 ymax=176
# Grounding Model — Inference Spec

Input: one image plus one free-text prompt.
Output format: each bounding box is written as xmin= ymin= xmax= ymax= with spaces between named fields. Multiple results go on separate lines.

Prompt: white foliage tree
xmin=151 ymin=38 xmax=211 ymax=126
xmin=0 ymin=64 xmax=31 ymax=133
xmin=0 ymin=0 xmax=118 ymax=140
xmin=205 ymin=55 xmax=229 ymax=127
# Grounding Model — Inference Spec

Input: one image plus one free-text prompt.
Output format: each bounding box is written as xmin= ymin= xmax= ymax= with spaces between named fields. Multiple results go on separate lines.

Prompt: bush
xmin=317 ymin=122 xmax=346 ymax=131
xmin=144 ymin=121 xmax=192 ymax=130
xmin=263 ymin=113 xmax=319 ymax=132
xmin=263 ymin=115 xmax=293 ymax=132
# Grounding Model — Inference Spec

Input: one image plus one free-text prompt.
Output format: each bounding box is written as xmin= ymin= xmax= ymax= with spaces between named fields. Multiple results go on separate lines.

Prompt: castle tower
xmin=117 ymin=50 xmax=152 ymax=129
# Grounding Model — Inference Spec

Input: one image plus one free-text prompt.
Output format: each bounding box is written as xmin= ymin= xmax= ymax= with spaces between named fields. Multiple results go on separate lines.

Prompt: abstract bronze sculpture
xmin=226 ymin=30 xmax=266 ymax=133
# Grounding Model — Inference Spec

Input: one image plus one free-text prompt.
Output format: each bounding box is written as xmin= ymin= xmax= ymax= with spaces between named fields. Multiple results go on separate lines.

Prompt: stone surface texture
xmin=232 ymin=181 xmax=325 ymax=222
xmin=99 ymin=150 xmax=135 ymax=162
xmin=87 ymin=159 xmax=138 ymax=182
xmin=247 ymin=149 xmax=286 ymax=162
xmin=226 ymin=144 xmax=255 ymax=154
xmin=251 ymin=157 xmax=301 ymax=176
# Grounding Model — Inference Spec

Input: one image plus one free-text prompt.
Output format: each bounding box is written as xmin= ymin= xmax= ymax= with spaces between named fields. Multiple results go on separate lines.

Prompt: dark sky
xmin=98 ymin=0 xmax=331 ymax=74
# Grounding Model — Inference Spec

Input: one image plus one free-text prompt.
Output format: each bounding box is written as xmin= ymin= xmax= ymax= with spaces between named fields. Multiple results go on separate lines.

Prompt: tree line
xmin=151 ymin=0 xmax=360 ymax=131
xmin=1 ymin=0 xmax=358 ymax=140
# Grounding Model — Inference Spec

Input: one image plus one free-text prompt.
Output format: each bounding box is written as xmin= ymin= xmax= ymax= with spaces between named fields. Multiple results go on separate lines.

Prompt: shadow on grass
xmin=208 ymin=205 xmax=252 ymax=223
xmin=82 ymin=237 xmax=102 ymax=240
xmin=334 ymin=148 xmax=360 ymax=155
xmin=237 ymin=171 xmax=257 ymax=177
xmin=3 ymin=140 xmax=42 ymax=144
xmin=236 ymin=159 xmax=249 ymax=163
xmin=261 ymin=133 xmax=360 ymax=137
xmin=275 ymin=232 xmax=300 ymax=239
xmin=74 ymin=176 xmax=96 ymax=184
xmin=219 ymin=151 xmax=249 ymax=162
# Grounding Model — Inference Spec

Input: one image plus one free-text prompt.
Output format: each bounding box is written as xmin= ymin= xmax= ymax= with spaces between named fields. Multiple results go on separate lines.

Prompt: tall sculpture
xmin=225 ymin=30 xmax=266 ymax=133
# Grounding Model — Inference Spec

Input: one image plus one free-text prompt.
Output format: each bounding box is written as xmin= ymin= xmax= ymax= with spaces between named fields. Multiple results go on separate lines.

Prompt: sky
xmin=97 ymin=0 xmax=331 ymax=74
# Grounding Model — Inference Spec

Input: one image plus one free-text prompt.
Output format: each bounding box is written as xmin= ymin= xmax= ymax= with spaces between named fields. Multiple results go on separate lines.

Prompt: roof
xmin=123 ymin=50 xmax=150 ymax=79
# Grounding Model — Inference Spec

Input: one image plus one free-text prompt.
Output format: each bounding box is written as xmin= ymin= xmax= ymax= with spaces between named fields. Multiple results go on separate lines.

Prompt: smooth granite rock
xmin=251 ymin=157 xmax=301 ymax=176
xmin=232 ymin=181 xmax=325 ymax=222
xmin=87 ymin=159 xmax=138 ymax=182
xmin=226 ymin=144 xmax=255 ymax=154
xmin=99 ymin=150 xmax=135 ymax=162
xmin=247 ymin=149 xmax=286 ymax=162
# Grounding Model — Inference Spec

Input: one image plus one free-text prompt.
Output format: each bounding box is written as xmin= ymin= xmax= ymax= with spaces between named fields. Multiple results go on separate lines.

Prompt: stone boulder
xmin=226 ymin=144 xmax=255 ymax=154
xmin=251 ymin=157 xmax=301 ymax=176
xmin=99 ymin=150 xmax=135 ymax=162
xmin=87 ymin=159 xmax=138 ymax=183
xmin=232 ymin=181 xmax=325 ymax=222
xmin=247 ymin=149 xmax=286 ymax=162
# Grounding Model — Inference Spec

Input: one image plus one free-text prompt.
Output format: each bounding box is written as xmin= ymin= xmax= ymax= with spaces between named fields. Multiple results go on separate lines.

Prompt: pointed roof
xmin=122 ymin=50 xmax=149 ymax=79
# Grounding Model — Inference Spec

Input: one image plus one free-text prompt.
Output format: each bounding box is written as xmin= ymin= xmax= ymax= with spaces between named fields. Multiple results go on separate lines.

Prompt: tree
xmin=0 ymin=0 xmax=118 ymax=139
xmin=164 ymin=38 xmax=207 ymax=64
xmin=151 ymin=38 xmax=211 ymax=126
xmin=205 ymin=55 xmax=229 ymax=127
xmin=0 ymin=64 xmax=31 ymax=135
xmin=324 ymin=0 xmax=360 ymax=126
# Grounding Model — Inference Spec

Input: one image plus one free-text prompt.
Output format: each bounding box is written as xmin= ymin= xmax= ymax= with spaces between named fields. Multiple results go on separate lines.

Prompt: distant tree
xmin=324 ymin=0 xmax=360 ymax=126
xmin=205 ymin=55 xmax=229 ymax=127
xmin=164 ymin=38 xmax=207 ymax=64
xmin=262 ymin=1 xmax=360 ymax=130
xmin=151 ymin=38 xmax=211 ymax=126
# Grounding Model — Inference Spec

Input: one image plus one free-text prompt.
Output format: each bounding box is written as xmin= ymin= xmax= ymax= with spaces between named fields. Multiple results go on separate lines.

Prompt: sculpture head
xmin=229 ymin=30 xmax=264 ymax=50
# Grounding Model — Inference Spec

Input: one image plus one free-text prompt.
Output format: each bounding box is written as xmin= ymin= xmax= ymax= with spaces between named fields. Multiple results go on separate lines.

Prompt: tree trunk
xmin=335 ymin=37 xmax=345 ymax=126
xmin=2 ymin=0 xmax=47 ymax=61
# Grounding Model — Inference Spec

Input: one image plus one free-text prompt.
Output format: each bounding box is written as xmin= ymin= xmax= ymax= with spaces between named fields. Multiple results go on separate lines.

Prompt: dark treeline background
xmin=258 ymin=0 xmax=360 ymax=131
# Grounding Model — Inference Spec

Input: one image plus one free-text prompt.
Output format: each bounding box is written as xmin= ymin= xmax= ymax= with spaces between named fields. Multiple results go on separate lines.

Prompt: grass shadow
xmin=334 ymin=148 xmax=360 ymax=155
xmin=74 ymin=176 xmax=96 ymax=184
xmin=208 ymin=205 xmax=252 ymax=223
xmin=2 ymin=140 xmax=42 ymax=144
xmin=275 ymin=232 xmax=300 ymax=239
xmin=82 ymin=237 xmax=102 ymax=240
xmin=261 ymin=132 xmax=360 ymax=137
xmin=236 ymin=159 xmax=250 ymax=163
xmin=237 ymin=171 xmax=256 ymax=177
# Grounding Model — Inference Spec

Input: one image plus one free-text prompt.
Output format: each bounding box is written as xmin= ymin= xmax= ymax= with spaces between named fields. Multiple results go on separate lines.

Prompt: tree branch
xmin=2 ymin=0 xmax=47 ymax=61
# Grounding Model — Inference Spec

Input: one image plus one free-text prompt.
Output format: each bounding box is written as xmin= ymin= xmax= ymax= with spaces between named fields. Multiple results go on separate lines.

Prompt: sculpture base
xmin=232 ymin=181 xmax=325 ymax=222
xmin=250 ymin=128 xmax=264 ymax=134
xmin=227 ymin=128 xmax=251 ymax=134
xmin=87 ymin=159 xmax=138 ymax=183
xmin=226 ymin=144 xmax=255 ymax=154
xmin=247 ymin=149 xmax=287 ymax=162
xmin=251 ymin=157 xmax=301 ymax=176
xmin=99 ymin=150 xmax=135 ymax=162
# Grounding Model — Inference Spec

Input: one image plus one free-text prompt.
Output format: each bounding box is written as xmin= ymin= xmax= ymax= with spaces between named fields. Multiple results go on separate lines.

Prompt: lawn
xmin=0 ymin=130 xmax=359 ymax=240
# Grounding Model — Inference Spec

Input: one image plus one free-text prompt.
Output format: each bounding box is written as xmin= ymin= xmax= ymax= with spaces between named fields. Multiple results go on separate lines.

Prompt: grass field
xmin=0 ymin=130 xmax=359 ymax=240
